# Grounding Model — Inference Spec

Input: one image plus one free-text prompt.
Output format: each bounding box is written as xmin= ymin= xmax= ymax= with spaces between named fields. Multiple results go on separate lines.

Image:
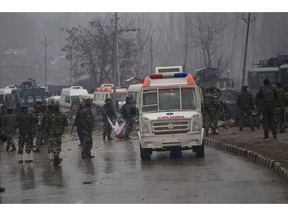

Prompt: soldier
xmin=203 ymin=87 xmax=219 ymax=136
xmin=275 ymin=82 xmax=288 ymax=133
xmin=236 ymin=85 xmax=255 ymax=131
xmin=256 ymin=79 xmax=278 ymax=139
xmin=33 ymin=102 xmax=46 ymax=152
xmin=1 ymin=107 xmax=17 ymax=152
xmin=16 ymin=105 xmax=37 ymax=163
xmin=120 ymin=96 xmax=136 ymax=140
xmin=79 ymin=99 xmax=95 ymax=159
xmin=72 ymin=103 xmax=84 ymax=146
xmin=45 ymin=104 xmax=68 ymax=166
xmin=102 ymin=98 xmax=116 ymax=140
xmin=43 ymin=104 xmax=54 ymax=160
xmin=0 ymin=105 xmax=7 ymax=146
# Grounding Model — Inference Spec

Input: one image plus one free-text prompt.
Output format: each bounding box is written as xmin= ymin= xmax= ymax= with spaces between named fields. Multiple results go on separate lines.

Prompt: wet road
xmin=1 ymin=130 xmax=288 ymax=203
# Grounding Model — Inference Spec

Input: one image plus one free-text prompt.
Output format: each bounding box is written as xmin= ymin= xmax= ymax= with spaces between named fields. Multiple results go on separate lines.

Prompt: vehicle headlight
xmin=141 ymin=118 xmax=151 ymax=134
xmin=191 ymin=114 xmax=202 ymax=132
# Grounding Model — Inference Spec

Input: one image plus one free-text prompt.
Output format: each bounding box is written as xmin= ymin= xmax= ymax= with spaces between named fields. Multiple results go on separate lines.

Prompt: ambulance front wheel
xmin=140 ymin=144 xmax=152 ymax=160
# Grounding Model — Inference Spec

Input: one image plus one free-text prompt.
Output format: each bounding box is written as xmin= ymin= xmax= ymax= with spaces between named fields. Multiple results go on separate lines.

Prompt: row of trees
xmin=61 ymin=13 xmax=288 ymax=89
xmin=61 ymin=13 xmax=154 ymax=87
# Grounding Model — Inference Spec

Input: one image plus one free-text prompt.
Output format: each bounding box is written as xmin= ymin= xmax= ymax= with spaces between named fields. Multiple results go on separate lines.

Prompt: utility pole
xmin=149 ymin=36 xmax=153 ymax=72
xmin=41 ymin=36 xmax=51 ymax=90
xmin=112 ymin=12 xmax=119 ymax=109
xmin=70 ymin=47 xmax=73 ymax=86
xmin=241 ymin=13 xmax=255 ymax=86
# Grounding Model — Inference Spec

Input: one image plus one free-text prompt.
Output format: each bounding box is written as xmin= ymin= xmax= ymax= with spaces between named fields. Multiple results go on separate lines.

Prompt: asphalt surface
xmin=1 ymin=130 xmax=288 ymax=204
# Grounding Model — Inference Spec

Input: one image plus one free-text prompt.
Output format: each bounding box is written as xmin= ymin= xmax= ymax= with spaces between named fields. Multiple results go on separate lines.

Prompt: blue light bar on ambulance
xmin=149 ymin=73 xmax=188 ymax=79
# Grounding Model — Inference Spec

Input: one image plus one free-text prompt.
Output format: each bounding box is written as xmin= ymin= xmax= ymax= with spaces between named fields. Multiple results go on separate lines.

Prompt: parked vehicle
xmin=138 ymin=66 xmax=204 ymax=160
xmin=59 ymin=86 xmax=88 ymax=115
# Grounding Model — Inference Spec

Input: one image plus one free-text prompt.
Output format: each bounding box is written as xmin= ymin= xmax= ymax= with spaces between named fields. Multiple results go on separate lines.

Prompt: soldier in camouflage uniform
xmin=102 ymin=98 xmax=116 ymax=140
xmin=1 ymin=107 xmax=17 ymax=152
xmin=79 ymin=99 xmax=95 ymax=159
xmin=237 ymin=85 xmax=255 ymax=131
xmin=203 ymin=87 xmax=219 ymax=136
xmin=275 ymin=82 xmax=288 ymax=133
xmin=45 ymin=104 xmax=68 ymax=166
xmin=256 ymin=79 xmax=278 ymax=139
xmin=42 ymin=104 xmax=54 ymax=160
xmin=16 ymin=105 xmax=37 ymax=163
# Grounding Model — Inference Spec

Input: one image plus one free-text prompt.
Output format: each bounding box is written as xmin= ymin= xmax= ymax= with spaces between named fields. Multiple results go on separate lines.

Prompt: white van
xmin=47 ymin=95 xmax=61 ymax=105
xmin=93 ymin=84 xmax=127 ymax=109
xmin=59 ymin=86 xmax=89 ymax=115
xmin=0 ymin=85 xmax=17 ymax=109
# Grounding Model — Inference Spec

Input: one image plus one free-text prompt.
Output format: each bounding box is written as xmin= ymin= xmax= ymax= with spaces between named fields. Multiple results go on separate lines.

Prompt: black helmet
xmin=105 ymin=98 xmax=112 ymax=104
xmin=242 ymin=85 xmax=248 ymax=90
xmin=264 ymin=79 xmax=270 ymax=86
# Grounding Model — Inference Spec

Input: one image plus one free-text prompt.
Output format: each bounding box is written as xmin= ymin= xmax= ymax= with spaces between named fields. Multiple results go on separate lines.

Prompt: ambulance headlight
xmin=141 ymin=118 xmax=151 ymax=134
xmin=191 ymin=114 xmax=202 ymax=132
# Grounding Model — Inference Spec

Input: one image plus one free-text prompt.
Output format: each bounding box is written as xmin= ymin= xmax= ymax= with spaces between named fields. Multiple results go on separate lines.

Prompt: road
xmin=1 ymin=130 xmax=288 ymax=204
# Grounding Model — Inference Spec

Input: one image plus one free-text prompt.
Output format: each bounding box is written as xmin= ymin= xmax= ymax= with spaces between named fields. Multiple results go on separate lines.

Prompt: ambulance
xmin=93 ymin=84 xmax=128 ymax=109
xmin=59 ymin=86 xmax=89 ymax=115
xmin=138 ymin=66 xmax=205 ymax=160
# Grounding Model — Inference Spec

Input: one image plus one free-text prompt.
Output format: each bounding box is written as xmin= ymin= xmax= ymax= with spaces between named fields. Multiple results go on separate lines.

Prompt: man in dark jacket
xmin=79 ymin=99 xmax=95 ymax=159
xmin=237 ymin=85 xmax=255 ymax=131
xmin=256 ymin=79 xmax=278 ymax=139
xmin=121 ymin=96 xmax=136 ymax=140
xmin=102 ymin=98 xmax=116 ymax=140
xmin=1 ymin=107 xmax=17 ymax=152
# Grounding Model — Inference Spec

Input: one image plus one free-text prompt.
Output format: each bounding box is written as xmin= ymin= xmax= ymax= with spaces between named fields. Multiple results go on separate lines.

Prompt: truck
xmin=138 ymin=66 xmax=205 ymax=160
xmin=195 ymin=67 xmax=234 ymax=90
xmin=247 ymin=55 xmax=288 ymax=96
xmin=11 ymin=78 xmax=46 ymax=113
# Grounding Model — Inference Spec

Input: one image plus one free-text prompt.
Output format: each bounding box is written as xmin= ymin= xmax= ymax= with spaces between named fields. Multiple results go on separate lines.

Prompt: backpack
xmin=48 ymin=113 xmax=65 ymax=136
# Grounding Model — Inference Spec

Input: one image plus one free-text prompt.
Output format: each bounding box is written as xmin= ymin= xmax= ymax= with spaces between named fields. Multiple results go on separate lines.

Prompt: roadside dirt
xmin=208 ymin=126 xmax=288 ymax=170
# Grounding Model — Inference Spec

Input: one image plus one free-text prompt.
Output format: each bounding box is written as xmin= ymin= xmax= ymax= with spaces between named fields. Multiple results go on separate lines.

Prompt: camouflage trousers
xmin=35 ymin=130 xmax=47 ymax=148
xmin=4 ymin=130 xmax=16 ymax=151
xmin=18 ymin=133 xmax=33 ymax=154
xmin=275 ymin=107 xmax=285 ymax=132
xmin=81 ymin=130 xmax=93 ymax=157
xmin=203 ymin=111 xmax=218 ymax=135
xmin=49 ymin=137 xmax=62 ymax=158
xmin=124 ymin=118 xmax=133 ymax=139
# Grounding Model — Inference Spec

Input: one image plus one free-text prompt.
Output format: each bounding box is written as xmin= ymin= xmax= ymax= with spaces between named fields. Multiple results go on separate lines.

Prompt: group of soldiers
xmin=0 ymin=102 xmax=68 ymax=166
xmin=237 ymin=79 xmax=288 ymax=139
xmin=202 ymin=78 xmax=288 ymax=139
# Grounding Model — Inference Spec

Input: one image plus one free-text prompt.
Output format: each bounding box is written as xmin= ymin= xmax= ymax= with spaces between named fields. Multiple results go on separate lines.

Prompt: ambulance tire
xmin=140 ymin=144 xmax=151 ymax=160
xmin=194 ymin=144 xmax=205 ymax=158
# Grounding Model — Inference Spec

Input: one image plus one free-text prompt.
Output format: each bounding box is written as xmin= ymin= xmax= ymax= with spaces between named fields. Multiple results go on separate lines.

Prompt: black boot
xmin=53 ymin=156 xmax=61 ymax=166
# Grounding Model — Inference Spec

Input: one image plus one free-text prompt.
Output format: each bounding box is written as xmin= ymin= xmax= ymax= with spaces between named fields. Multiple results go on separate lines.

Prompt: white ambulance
xmin=59 ymin=86 xmax=89 ymax=115
xmin=138 ymin=66 xmax=204 ymax=160
xmin=93 ymin=84 xmax=128 ymax=109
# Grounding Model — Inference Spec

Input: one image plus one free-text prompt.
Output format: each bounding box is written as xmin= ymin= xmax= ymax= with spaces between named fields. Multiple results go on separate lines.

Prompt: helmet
xmin=105 ymin=98 xmax=112 ymax=104
xmin=84 ymin=99 xmax=92 ymax=108
xmin=242 ymin=85 xmax=248 ymax=90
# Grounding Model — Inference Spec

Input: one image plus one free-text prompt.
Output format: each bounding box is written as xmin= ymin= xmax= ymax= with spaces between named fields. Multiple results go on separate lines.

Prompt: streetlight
xmin=41 ymin=36 xmax=51 ymax=90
